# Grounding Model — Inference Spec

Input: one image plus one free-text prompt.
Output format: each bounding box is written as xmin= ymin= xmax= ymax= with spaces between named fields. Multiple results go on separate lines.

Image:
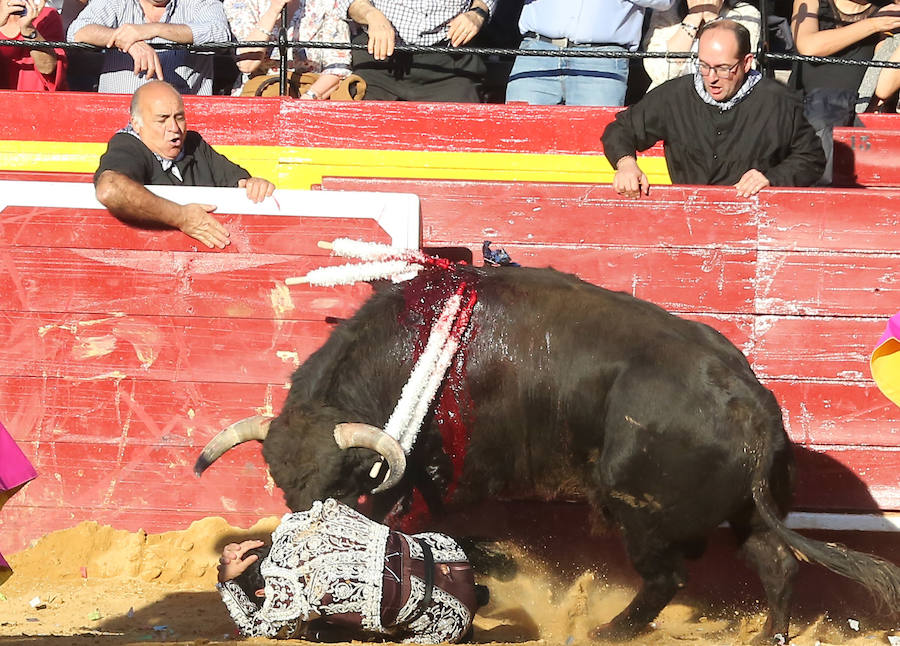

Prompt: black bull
xmin=195 ymin=265 xmax=900 ymax=641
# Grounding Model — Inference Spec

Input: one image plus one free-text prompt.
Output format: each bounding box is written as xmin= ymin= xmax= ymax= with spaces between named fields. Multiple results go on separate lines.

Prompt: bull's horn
xmin=333 ymin=423 xmax=406 ymax=494
xmin=194 ymin=415 xmax=272 ymax=477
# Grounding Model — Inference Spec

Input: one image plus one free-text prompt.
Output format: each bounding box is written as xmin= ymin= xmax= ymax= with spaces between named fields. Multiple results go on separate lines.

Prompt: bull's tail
xmin=750 ymin=427 xmax=900 ymax=613
xmin=193 ymin=415 xmax=271 ymax=477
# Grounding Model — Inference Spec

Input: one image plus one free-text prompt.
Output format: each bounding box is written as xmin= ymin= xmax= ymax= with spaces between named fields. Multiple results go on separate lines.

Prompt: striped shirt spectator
xmin=67 ymin=0 xmax=231 ymax=94
xmin=336 ymin=0 xmax=495 ymax=102
xmin=336 ymin=0 xmax=496 ymax=46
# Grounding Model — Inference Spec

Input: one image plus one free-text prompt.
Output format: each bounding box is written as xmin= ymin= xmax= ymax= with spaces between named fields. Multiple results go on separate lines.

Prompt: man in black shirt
xmin=602 ymin=20 xmax=825 ymax=198
xmin=94 ymin=80 xmax=275 ymax=249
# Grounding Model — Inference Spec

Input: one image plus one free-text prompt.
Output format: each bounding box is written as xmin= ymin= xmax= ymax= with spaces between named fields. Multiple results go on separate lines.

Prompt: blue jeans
xmin=505 ymin=37 xmax=629 ymax=106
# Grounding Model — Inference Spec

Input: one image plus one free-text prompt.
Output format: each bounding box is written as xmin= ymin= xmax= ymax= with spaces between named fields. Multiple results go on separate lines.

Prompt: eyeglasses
xmin=696 ymin=60 xmax=740 ymax=79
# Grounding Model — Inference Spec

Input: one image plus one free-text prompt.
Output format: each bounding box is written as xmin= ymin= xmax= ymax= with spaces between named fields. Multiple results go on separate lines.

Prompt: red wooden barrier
xmin=0 ymin=181 xmax=419 ymax=553
xmin=4 ymin=92 xmax=900 ymax=187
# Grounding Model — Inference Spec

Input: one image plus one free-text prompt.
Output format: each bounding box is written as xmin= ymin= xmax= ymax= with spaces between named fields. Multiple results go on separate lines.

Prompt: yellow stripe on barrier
xmin=0 ymin=141 xmax=673 ymax=189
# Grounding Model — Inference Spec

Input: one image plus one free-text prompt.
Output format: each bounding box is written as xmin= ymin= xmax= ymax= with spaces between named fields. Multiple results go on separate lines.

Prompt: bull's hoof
xmin=749 ymin=631 xmax=788 ymax=646
xmin=588 ymin=621 xmax=648 ymax=642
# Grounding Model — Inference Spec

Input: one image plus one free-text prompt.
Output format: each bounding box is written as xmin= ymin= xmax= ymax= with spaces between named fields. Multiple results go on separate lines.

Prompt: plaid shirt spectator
xmin=336 ymin=0 xmax=496 ymax=46
xmin=67 ymin=0 xmax=231 ymax=94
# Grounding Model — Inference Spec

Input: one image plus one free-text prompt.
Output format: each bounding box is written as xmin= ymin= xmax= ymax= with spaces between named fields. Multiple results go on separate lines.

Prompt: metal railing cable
xmin=6 ymin=33 xmax=900 ymax=92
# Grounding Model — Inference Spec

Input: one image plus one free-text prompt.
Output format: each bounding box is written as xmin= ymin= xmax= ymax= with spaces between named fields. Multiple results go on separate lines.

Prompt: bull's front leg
xmin=591 ymin=531 xmax=688 ymax=641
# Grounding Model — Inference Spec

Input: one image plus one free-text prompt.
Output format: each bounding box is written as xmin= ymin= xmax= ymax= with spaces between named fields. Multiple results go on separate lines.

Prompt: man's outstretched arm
xmin=95 ymin=170 xmax=230 ymax=249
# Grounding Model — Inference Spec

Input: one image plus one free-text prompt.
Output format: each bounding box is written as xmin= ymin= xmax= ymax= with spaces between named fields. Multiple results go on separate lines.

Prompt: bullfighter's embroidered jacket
xmin=217 ymin=498 xmax=477 ymax=643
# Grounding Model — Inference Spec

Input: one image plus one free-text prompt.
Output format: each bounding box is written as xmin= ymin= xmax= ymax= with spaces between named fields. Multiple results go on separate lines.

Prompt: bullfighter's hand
xmin=107 ymin=23 xmax=152 ymax=52
xmin=734 ymin=169 xmax=770 ymax=197
xmin=448 ymin=9 xmax=485 ymax=47
xmin=238 ymin=177 xmax=276 ymax=203
xmin=613 ymin=156 xmax=650 ymax=198
xmin=364 ymin=8 xmax=395 ymax=60
xmin=177 ymin=203 xmax=230 ymax=249
xmin=126 ymin=41 xmax=164 ymax=80
xmin=217 ymin=540 xmax=266 ymax=583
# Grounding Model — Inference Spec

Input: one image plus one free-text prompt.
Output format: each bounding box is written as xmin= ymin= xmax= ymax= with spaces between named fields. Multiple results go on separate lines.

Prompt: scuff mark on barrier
xmin=114 ymin=320 xmax=161 ymax=370
xmin=255 ymin=385 xmax=275 ymax=418
xmin=276 ymin=350 xmax=300 ymax=367
xmin=270 ymin=282 xmax=295 ymax=322
xmin=38 ymin=314 xmax=126 ymax=338
xmin=71 ymin=334 xmax=117 ymax=360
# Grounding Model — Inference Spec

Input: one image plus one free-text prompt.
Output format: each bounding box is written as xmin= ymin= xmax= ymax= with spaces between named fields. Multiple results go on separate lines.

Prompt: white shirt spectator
xmin=67 ymin=0 xmax=231 ymax=94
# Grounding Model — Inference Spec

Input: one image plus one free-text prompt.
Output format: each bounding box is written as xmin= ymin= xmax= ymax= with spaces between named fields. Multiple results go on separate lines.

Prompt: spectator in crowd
xmin=0 ymin=0 xmax=67 ymax=89
xmin=642 ymin=0 xmax=760 ymax=91
xmin=505 ymin=0 xmax=674 ymax=106
xmin=67 ymin=0 xmax=232 ymax=94
xmin=216 ymin=498 xmax=484 ymax=642
xmin=337 ymin=0 xmax=495 ymax=102
xmin=856 ymin=31 xmax=900 ymax=113
xmin=1 ymin=421 xmax=37 ymax=586
xmin=94 ymin=81 xmax=275 ymax=249
xmin=224 ymin=0 xmax=351 ymax=98
xmin=791 ymin=0 xmax=900 ymax=180
xmin=602 ymin=19 xmax=825 ymax=197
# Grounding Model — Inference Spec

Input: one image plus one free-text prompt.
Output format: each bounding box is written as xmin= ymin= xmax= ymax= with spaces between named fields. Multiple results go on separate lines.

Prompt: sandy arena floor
xmin=0 ymin=517 xmax=898 ymax=646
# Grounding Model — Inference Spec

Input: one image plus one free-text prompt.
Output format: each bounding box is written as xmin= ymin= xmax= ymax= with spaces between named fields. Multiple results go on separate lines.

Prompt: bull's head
xmin=193 ymin=414 xmax=407 ymax=507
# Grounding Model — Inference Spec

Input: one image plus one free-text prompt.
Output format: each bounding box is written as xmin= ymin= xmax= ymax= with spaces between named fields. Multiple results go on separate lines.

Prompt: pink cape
xmin=1 ymin=422 xmax=36 ymax=571
xmin=871 ymin=311 xmax=900 ymax=408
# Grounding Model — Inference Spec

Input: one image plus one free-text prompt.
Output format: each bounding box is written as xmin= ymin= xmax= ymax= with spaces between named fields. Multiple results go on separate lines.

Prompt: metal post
xmin=758 ymin=0 xmax=771 ymax=77
xmin=278 ymin=5 xmax=288 ymax=95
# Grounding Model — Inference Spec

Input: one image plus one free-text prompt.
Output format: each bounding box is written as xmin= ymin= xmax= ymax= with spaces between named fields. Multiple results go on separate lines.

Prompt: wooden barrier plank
xmin=833 ymin=128 xmax=900 ymax=187
xmin=4 ymin=442 xmax=285 ymax=518
xmin=0 ymin=206 xmax=391 ymax=253
xmin=793 ymin=446 xmax=900 ymax=511
xmin=0 ymin=377 xmax=287 ymax=445
xmin=748 ymin=316 xmax=885 ymax=382
xmin=756 ymin=251 xmax=900 ymax=317
xmin=0 ymin=311 xmax=341 ymax=384
xmin=324 ymin=178 xmax=762 ymax=249
xmin=770 ymin=379 xmax=900 ymax=447
xmin=0 ymin=247 xmax=371 ymax=319
xmin=489 ymin=244 xmax=757 ymax=314
xmin=0 ymin=247 xmax=370 ymax=321
xmin=759 ymin=189 xmax=900 ymax=252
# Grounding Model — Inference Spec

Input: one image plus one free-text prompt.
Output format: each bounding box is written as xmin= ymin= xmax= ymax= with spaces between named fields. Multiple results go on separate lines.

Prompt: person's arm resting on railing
xmin=95 ymin=170 xmax=231 ymax=249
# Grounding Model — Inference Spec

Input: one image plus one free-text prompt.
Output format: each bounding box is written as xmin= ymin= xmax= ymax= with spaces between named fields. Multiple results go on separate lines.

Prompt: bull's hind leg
xmin=732 ymin=519 xmax=800 ymax=644
xmin=591 ymin=528 xmax=688 ymax=641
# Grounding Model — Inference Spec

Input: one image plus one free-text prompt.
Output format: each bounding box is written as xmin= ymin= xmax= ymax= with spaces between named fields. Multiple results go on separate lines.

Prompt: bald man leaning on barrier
xmin=94 ymin=80 xmax=275 ymax=249
xmin=602 ymin=19 xmax=825 ymax=198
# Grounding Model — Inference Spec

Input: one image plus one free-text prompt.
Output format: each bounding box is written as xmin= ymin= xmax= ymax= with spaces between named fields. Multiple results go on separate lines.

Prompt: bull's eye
xmin=369 ymin=460 xmax=384 ymax=480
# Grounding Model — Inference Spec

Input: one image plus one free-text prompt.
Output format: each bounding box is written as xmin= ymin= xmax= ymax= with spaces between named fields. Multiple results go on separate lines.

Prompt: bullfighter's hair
xmin=233 ymin=545 xmax=270 ymax=608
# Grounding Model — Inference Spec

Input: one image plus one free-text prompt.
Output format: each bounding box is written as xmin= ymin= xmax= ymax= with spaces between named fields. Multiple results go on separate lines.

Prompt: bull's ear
xmin=255 ymin=589 xmax=265 ymax=598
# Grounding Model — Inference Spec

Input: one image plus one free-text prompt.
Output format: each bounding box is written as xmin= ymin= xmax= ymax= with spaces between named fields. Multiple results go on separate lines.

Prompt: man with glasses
xmin=602 ymin=19 xmax=824 ymax=197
